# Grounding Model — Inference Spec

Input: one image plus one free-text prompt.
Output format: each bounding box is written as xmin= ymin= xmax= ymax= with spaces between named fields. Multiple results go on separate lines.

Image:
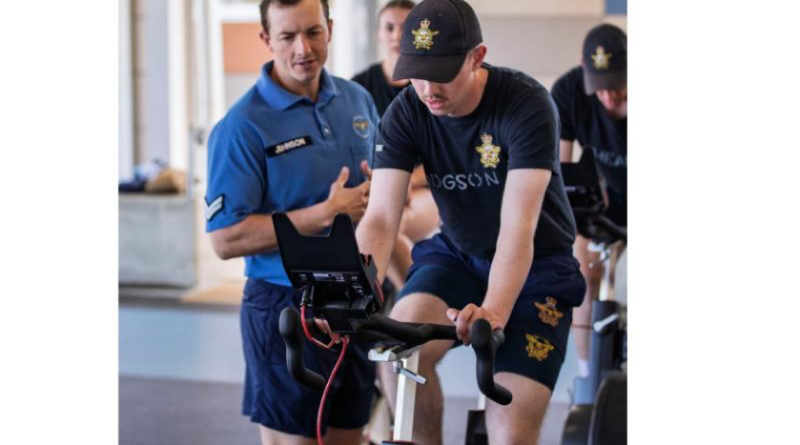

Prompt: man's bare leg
xmin=259 ymin=425 xmax=363 ymax=445
xmin=485 ymin=372 xmax=552 ymax=445
xmin=572 ymin=235 xmax=602 ymax=373
xmin=378 ymin=293 xmax=454 ymax=445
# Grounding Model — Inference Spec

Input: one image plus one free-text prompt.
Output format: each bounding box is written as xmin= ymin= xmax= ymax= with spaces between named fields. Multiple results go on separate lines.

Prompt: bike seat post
xmin=394 ymin=350 xmax=421 ymax=441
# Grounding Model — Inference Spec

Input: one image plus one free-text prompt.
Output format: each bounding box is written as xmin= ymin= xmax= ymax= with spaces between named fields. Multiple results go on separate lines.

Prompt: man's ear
xmin=327 ymin=19 xmax=334 ymax=42
xmin=472 ymin=45 xmax=488 ymax=70
xmin=260 ymin=30 xmax=271 ymax=49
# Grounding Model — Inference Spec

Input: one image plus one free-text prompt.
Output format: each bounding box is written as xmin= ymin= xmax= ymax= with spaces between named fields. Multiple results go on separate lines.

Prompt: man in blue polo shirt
xmin=204 ymin=0 xmax=379 ymax=443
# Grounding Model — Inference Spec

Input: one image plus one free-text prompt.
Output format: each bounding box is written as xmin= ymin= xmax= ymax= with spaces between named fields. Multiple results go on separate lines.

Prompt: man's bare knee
xmin=485 ymin=373 xmax=552 ymax=445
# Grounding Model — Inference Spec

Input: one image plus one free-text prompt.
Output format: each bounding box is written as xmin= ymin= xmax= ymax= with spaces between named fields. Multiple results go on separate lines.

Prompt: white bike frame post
xmin=393 ymin=351 xmax=420 ymax=441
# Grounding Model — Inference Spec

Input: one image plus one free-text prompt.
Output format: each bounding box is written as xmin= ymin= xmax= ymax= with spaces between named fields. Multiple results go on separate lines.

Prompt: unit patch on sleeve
xmin=266 ymin=136 xmax=313 ymax=157
xmin=204 ymin=195 xmax=225 ymax=222
xmin=535 ymin=297 xmax=564 ymax=328
xmin=525 ymin=334 xmax=555 ymax=362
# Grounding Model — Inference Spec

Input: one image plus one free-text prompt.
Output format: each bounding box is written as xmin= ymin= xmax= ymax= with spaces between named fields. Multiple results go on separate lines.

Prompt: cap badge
xmin=591 ymin=46 xmax=612 ymax=70
xmin=535 ymin=297 xmax=564 ymax=327
xmin=526 ymin=334 xmax=555 ymax=362
xmin=475 ymin=133 xmax=501 ymax=169
xmin=412 ymin=19 xmax=440 ymax=50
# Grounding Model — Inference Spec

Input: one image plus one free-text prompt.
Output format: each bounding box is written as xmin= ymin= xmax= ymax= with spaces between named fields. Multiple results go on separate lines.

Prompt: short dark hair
xmin=379 ymin=0 xmax=415 ymax=18
xmin=259 ymin=0 xmax=331 ymax=35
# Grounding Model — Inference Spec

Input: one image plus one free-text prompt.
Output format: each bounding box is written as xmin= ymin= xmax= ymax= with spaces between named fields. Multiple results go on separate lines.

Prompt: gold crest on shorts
xmin=475 ymin=133 xmax=501 ymax=169
xmin=535 ymin=297 xmax=563 ymax=327
xmin=412 ymin=19 xmax=439 ymax=50
xmin=591 ymin=46 xmax=612 ymax=70
xmin=526 ymin=334 xmax=555 ymax=362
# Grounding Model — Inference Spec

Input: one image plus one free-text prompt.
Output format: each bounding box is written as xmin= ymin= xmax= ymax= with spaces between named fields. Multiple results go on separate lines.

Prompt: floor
xmin=119 ymin=299 xmax=588 ymax=445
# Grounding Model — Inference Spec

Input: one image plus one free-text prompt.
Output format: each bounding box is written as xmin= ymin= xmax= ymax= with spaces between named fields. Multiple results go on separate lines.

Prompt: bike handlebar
xmin=278 ymin=306 xmax=327 ymax=391
xmin=278 ymin=307 xmax=513 ymax=405
xmin=471 ymin=318 xmax=513 ymax=406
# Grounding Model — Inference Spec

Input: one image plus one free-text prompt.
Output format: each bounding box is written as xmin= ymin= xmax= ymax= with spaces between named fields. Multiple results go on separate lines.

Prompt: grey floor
xmin=119 ymin=300 xmax=585 ymax=444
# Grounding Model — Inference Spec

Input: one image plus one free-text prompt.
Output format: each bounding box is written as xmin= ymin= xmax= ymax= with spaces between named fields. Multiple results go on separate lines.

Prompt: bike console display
xmin=273 ymin=212 xmax=383 ymax=333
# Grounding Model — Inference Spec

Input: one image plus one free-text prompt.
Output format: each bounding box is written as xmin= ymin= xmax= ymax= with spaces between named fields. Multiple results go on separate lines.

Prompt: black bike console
xmin=273 ymin=212 xmax=382 ymax=333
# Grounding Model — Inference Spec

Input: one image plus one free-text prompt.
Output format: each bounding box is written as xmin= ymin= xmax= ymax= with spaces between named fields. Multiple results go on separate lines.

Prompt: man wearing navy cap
xmin=551 ymin=24 xmax=628 ymax=379
xmin=204 ymin=0 xmax=379 ymax=443
xmin=355 ymin=0 xmax=585 ymax=442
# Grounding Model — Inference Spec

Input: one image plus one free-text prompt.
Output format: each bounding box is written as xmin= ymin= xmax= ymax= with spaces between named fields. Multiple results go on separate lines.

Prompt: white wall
xmin=469 ymin=0 xmax=604 ymax=16
xmin=120 ymin=0 xmax=135 ymax=181
xmin=133 ymin=0 xmax=190 ymax=171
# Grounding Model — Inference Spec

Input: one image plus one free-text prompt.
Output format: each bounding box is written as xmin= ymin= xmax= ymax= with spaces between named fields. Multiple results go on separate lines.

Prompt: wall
xmin=133 ymin=0 xmax=189 ymax=170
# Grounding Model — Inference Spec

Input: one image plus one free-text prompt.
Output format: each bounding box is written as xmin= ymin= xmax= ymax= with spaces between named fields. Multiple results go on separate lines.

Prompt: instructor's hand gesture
xmin=326 ymin=166 xmax=370 ymax=222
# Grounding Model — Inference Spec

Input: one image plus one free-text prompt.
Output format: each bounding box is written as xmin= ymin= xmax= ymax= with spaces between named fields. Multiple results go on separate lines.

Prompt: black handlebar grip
xmin=278 ymin=307 xmax=326 ymax=391
xmin=470 ymin=319 xmax=513 ymax=406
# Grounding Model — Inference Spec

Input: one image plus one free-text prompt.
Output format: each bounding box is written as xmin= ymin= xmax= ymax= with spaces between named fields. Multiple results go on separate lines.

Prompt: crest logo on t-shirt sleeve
xmin=475 ymin=133 xmax=501 ymax=169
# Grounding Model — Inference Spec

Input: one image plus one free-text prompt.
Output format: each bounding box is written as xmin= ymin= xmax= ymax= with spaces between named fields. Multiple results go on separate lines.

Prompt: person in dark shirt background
xmin=353 ymin=0 xmax=440 ymax=295
xmin=352 ymin=0 xmax=416 ymax=116
xmin=551 ymin=23 xmax=627 ymax=379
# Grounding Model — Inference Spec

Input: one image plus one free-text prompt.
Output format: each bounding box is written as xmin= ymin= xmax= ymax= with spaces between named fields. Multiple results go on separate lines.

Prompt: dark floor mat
xmin=119 ymin=376 xmax=258 ymax=445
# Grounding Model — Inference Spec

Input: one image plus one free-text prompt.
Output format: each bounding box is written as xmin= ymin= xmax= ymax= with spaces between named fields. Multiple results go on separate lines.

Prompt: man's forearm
xmin=482 ymin=228 xmax=534 ymax=327
xmin=355 ymin=213 xmax=400 ymax=285
xmin=210 ymin=200 xmax=334 ymax=260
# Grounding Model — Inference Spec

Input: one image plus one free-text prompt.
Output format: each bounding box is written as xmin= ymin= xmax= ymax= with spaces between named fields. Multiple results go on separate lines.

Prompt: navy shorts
xmin=398 ymin=234 xmax=586 ymax=390
xmin=240 ymin=279 xmax=375 ymax=437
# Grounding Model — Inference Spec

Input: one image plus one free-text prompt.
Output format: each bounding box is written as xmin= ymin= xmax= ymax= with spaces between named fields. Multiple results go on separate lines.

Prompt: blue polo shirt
xmin=205 ymin=61 xmax=379 ymax=286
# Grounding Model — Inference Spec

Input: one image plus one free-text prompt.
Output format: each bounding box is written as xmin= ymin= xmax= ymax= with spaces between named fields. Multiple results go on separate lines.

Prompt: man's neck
xmin=270 ymin=66 xmax=321 ymax=102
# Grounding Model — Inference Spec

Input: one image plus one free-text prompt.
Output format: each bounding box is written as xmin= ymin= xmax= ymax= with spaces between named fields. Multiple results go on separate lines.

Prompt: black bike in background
xmin=560 ymin=149 xmax=627 ymax=445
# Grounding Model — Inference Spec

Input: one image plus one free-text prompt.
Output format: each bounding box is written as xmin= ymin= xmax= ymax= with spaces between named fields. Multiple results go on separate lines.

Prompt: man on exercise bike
xmin=355 ymin=0 xmax=586 ymax=443
xmin=551 ymin=23 xmax=628 ymax=379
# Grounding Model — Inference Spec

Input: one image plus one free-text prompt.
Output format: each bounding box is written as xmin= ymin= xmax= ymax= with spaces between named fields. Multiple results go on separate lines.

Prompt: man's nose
xmin=294 ymin=34 xmax=311 ymax=56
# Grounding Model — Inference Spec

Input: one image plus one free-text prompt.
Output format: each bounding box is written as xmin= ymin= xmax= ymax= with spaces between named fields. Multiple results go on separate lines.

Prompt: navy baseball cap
xmin=581 ymin=24 xmax=627 ymax=94
xmin=392 ymin=0 xmax=483 ymax=83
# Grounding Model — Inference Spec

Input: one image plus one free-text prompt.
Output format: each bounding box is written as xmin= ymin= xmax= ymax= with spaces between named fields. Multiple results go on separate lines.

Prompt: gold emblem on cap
xmin=412 ymin=19 xmax=440 ymax=50
xmin=591 ymin=46 xmax=612 ymax=70
xmin=526 ymin=334 xmax=555 ymax=362
xmin=475 ymin=133 xmax=501 ymax=169
xmin=535 ymin=297 xmax=564 ymax=328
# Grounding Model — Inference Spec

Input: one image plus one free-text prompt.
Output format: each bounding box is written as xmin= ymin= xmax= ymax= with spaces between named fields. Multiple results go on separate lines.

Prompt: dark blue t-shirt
xmin=374 ymin=65 xmax=576 ymax=259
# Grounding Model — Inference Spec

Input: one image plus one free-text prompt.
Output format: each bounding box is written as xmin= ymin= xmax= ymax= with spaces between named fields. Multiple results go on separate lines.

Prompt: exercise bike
xmin=272 ymin=212 xmax=512 ymax=445
xmin=560 ymin=149 xmax=627 ymax=445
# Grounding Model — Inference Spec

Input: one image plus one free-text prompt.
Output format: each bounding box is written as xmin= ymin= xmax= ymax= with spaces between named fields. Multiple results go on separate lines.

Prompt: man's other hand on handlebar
xmin=446 ymin=303 xmax=504 ymax=346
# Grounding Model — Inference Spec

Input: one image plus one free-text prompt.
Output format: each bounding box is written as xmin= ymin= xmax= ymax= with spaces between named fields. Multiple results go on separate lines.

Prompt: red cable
xmin=316 ymin=335 xmax=349 ymax=445
xmin=301 ymin=304 xmax=339 ymax=349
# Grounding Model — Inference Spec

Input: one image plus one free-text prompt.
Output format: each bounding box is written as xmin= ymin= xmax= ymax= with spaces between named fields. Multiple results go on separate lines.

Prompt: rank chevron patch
xmin=204 ymin=195 xmax=224 ymax=221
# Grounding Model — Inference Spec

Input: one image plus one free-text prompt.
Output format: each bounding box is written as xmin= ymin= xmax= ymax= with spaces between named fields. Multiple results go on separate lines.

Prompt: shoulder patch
xmin=204 ymin=195 xmax=225 ymax=222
